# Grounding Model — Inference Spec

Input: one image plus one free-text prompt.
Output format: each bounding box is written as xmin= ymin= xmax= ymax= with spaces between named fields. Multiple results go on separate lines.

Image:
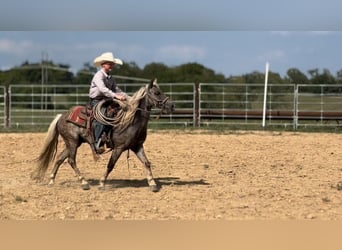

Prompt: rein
xmin=93 ymin=84 xmax=169 ymax=129
xmin=92 ymin=86 xmax=148 ymax=127
xmin=146 ymin=91 xmax=170 ymax=119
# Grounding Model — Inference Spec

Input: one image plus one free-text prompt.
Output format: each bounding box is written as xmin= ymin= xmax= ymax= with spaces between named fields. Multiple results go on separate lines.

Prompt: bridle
xmin=145 ymin=87 xmax=170 ymax=110
xmin=139 ymin=86 xmax=170 ymax=119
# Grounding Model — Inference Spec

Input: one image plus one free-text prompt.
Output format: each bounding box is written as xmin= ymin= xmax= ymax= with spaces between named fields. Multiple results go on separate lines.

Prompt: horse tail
xmin=31 ymin=114 xmax=62 ymax=181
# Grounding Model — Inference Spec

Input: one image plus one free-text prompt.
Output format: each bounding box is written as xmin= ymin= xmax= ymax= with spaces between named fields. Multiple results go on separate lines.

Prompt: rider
xmin=89 ymin=52 xmax=128 ymax=154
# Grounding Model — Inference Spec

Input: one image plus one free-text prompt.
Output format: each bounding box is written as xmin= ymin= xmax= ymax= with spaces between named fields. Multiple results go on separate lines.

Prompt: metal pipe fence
xmin=295 ymin=84 xmax=342 ymax=128
xmin=199 ymin=83 xmax=296 ymax=128
xmin=2 ymin=83 xmax=342 ymax=130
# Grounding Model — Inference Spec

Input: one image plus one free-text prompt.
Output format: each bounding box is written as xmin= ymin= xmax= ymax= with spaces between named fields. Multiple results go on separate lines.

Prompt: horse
xmin=31 ymin=79 xmax=174 ymax=192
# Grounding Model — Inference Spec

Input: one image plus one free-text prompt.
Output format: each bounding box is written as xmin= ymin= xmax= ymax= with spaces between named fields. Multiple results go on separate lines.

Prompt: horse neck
xmin=128 ymin=86 xmax=152 ymax=126
xmin=137 ymin=94 xmax=152 ymax=120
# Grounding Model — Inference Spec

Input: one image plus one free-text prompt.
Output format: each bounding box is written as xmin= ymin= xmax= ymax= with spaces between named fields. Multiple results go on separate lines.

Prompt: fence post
xmin=194 ymin=82 xmax=200 ymax=127
xmin=262 ymin=62 xmax=270 ymax=128
xmin=293 ymin=84 xmax=298 ymax=130
xmin=5 ymin=84 xmax=10 ymax=128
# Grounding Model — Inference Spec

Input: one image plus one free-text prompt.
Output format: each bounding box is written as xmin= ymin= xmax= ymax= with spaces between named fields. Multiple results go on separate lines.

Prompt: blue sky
xmin=1 ymin=0 xmax=342 ymax=30
xmin=1 ymin=1 xmax=342 ymax=78
xmin=1 ymin=31 xmax=341 ymax=77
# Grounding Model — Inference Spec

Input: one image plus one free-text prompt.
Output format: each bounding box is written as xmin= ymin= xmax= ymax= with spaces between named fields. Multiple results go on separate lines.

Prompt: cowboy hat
xmin=93 ymin=52 xmax=123 ymax=67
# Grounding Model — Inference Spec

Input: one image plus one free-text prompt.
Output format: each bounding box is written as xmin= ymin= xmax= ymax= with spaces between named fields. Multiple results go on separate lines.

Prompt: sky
xmin=1 ymin=31 xmax=341 ymax=77
xmin=1 ymin=0 xmax=342 ymax=30
xmin=1 ymin=1 xmax=342 ymax=78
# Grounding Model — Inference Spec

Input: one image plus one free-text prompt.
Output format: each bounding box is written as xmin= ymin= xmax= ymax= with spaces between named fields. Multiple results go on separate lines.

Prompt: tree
xmin=116 ymin=61 xmax=143 ymax=83
xmin=143 ymin=62 xmax=169 ymax=81
xmin=307 ymin=68 xmax=319 ymax=79
xmin=173 ymin=62 xmax=226 ymax=83
xmin=286 ymin=68 xmax=310 ymax=84
xmin=74 ymin=62 xmax=97 ymax=85
xmin=336 ymin=69 xmax=342 ymax=84
xmin=310 ymin=69 xmax=336 ymax=85
xmin=268 ymin=71 xmax=285 ymax=84
xmin=242 ymin=71 xmax=265 ymax=84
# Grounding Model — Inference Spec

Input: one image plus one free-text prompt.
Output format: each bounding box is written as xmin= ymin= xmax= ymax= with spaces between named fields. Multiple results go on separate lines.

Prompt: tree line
xmin=2 ymin=60 xmax=342 ymax=110
xmin=1 ymin=60 xmax=342 ymax=86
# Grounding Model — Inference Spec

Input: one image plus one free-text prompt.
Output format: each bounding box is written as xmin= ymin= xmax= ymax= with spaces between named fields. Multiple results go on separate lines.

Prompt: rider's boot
xmin=94 ymin=132 xmax=106 ymax=154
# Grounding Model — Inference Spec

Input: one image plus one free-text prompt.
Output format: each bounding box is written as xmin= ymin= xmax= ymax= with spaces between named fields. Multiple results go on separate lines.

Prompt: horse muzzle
xmin=160 ymin=98 xmax=175 ymax=114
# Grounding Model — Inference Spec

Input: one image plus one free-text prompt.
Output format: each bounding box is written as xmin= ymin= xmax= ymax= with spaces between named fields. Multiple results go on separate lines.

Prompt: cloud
xmin=258 ymin=50 xmax=286 ymax=62
xmin=270 ymin=31 xmax=291 ymax=37
xmin=270 ymin=31 xmax=335 ymax=37
xmin=307 ymin=31 xmax=334 ymax=36
xmin=0 ymin=38 xmax=38 ymax=69
xmin=0 ymin=35 xmax=152 ymax=71
xmin=0 ymin=38 xmax=34 ymax=55
xmin=157 ymin=45 xmax=206 ymax=62
xmin=67 ymin=42 xmax=150 ymax=67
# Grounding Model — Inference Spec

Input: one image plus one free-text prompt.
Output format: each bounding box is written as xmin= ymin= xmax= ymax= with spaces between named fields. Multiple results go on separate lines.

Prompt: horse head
xmin=146 ymin=79 xmax=175 ymax=114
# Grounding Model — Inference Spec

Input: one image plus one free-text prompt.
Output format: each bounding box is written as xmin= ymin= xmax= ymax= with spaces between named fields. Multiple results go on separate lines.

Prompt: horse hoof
xmin=150 ymin=185 xmax=159 ymax=192
xmin=337 ymin=181 xmax=342 ymax=190
xmin=81 ymin=183 xmax=90 ymax=190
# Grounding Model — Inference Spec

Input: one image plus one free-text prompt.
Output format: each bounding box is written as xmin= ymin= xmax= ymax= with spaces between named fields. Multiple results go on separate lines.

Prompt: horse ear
xmin=148 ymin=78 xmax=157 ymax=89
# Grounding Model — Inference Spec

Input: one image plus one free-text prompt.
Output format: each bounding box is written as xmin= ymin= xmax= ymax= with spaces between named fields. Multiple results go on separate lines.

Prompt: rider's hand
xmin=115 ymin=94 xmax=126 ymax=101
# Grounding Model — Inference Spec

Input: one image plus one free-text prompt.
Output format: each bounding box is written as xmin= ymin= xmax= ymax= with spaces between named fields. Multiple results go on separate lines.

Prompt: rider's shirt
xmin=89 ymin=69 xmax=125 ymax=100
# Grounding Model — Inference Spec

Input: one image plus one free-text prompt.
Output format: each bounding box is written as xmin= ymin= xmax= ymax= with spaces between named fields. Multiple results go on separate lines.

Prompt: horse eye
xmin=154 ymin=90 xmax=160 ymax=95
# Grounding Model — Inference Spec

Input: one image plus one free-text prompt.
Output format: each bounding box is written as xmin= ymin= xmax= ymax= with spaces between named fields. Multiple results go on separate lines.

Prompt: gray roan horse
xmin=31 ymin=79 xmax=174 ymax=192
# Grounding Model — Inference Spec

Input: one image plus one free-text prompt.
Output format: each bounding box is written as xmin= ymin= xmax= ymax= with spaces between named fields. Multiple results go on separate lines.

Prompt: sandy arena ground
xmin=1 ymin=130 xmax=342 ymax=220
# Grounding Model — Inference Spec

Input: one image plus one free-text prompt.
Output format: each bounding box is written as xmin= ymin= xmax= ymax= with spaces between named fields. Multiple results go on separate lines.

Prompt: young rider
xmin=89 ymin=52 xmax=128 ymax=153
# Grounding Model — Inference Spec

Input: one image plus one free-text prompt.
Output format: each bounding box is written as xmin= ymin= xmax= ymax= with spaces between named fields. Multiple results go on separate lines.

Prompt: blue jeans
xmin=90 ymin=99 xmax=107 ymax=144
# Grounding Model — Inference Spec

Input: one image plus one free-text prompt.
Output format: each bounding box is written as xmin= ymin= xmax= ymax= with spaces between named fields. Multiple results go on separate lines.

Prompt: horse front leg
xmin=132 ymin=145 xmax=159 ymax=192
xmin=99 ymin=148 xmax=123 ymax=190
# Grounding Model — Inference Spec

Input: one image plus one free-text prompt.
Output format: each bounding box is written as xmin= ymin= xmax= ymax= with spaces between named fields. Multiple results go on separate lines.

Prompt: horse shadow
xmin=87 ymin=177 xmax=210 ymax=190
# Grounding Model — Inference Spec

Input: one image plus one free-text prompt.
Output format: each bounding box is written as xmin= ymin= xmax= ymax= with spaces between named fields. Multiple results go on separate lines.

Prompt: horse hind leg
xmin=133 ymin=146 xmax=159 ymax=192
xmin=49 ymin=146 xmax=90 ymax=190
xmin=48 ymin=148 xmax=68 ymax=186
xmin=67 ymin=145 xmax=90 ymax=190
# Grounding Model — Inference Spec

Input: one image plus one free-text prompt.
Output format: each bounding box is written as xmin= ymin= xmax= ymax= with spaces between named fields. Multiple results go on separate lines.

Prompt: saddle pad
xmin=66 ymin=106 xmax=87 ymax=128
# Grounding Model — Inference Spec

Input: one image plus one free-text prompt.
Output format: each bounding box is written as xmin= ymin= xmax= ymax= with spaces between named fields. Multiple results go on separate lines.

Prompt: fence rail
xmin=199 ymin=83 xmax=296 ymax=127
xmin=1 ymin=83 xmax=342 ymax=130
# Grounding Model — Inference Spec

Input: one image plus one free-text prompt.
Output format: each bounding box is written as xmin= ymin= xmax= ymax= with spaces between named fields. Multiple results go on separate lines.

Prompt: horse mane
xmin=94 ymin=85 xmax=148 ymax=133
xmin=116 ymin=86 xmax=147 ymax=130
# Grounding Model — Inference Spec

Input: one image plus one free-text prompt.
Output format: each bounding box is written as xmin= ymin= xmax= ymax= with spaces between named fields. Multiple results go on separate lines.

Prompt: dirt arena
xmin=1 ymin=130 xmax=342 ymax=220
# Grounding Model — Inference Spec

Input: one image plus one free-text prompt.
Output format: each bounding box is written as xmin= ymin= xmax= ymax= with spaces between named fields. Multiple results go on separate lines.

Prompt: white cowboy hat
xmin=93 ymin=52 xmax=123 ymax=67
